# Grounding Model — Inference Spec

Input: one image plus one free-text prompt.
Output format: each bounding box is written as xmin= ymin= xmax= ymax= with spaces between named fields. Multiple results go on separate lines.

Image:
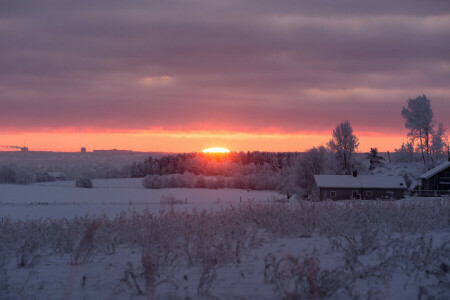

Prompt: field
xmin=1 ymin=179 xmax=282 ymax=220
xmin=1 ymin=179 xmax=449 ymax=299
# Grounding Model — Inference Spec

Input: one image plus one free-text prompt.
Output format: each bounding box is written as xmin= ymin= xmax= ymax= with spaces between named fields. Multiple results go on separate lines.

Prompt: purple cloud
xmin=1 ymin=0 xmax=449 ymax=134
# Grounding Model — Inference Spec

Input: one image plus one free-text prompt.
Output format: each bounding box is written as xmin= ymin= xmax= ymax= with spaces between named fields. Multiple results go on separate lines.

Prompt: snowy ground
xmin=1 ymin=180 xmax=283 ymax=220
xmin=1 ymin=179 xmax=449 ymax=299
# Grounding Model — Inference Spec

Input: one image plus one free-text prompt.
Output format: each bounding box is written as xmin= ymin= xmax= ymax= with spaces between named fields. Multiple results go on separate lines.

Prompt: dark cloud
xmin=1 ymin=0 xmax=449 ymax=134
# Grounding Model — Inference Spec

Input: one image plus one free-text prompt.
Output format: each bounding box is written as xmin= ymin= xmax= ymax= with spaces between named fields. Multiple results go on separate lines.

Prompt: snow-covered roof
xmin=419 ymin=160 xmax=450 ymax=179
xmin=314 ymin=175 xmax=406 ymax=189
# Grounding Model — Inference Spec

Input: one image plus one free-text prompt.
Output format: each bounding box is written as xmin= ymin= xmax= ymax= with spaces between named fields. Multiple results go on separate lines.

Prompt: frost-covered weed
xmin=270 ymin=250 xmax=350 ymax=299
xmin=70 ymin=219 xmax=101 ymax=265
xmin=0 ymin=199 xmax=449 ymax=297
xmin=120 ymin=262 xmax=144 ymax=296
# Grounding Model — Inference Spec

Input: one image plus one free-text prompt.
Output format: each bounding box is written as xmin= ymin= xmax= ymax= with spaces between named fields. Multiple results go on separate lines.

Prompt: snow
xmin=1 ymin=177 xmax=449 ymax=299
xmin=33 ymin=178 xmax=146 ymax=188
xmin=0 ymin=181 xmax=283 ymax=220
xmin=314 ymin=175 xmax=406 ymax=189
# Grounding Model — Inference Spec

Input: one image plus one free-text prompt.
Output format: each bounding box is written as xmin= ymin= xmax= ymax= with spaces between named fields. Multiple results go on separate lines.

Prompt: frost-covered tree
xmin=430 ymin=122 xmax=448 ymax=163
xmin=365 ymin=148 xmax=384 ymax=171
xmin=142 ymin=175 xmax=163 ymax=189
xmin=295 ymin=146 xmax=334 ymax=193
xmin=14 ymin=170 xmax=37 ymax=184
xmin=195 ymin=176 xmax=206 ymax=188
xmin=327 ymin=120 xmax=359 ymax=174
xmin=0 ymin=166 xmax=16 ymax=183
xmin=401 ymin=94 xmax=434 ymax=166
xmin=394 ymin=142 xmax=416 ymax=162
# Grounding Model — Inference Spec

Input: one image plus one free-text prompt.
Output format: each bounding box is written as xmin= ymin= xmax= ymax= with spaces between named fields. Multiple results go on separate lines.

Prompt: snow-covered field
xmin=1 ymin=179 xmax=283 ymax=220
xmin=1 ymin=179 xmax=449 ymax=299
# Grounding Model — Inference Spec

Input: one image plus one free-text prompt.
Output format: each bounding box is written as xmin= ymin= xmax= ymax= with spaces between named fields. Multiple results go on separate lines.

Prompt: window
xmin=385 ymin=191 xmax=394 ymax=199
xmin=330 ymin=191 xmax=336 ymax=198
xmin=366 ymin=191 xmax=373 ymax=197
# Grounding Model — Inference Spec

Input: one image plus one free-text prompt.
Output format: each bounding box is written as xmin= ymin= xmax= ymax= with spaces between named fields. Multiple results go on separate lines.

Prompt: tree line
xmin=123 ymin=151 xmax=300 ymax=178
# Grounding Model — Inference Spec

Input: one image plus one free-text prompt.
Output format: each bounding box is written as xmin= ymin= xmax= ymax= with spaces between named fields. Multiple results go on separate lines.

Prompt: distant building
xmin=314 ymin=173 xmax=406 ymax=201
xmin=21 ymin=147 xmax=29 ymax=152
xmin=93 ymin=149 xmax=132 ymax=154
xmin=45 ymin=172 xmax=67 ymax=181
xmin=417 ymin=159 xmax=450 ymax=196
xmin=81 ymin=147 xmax=86 ymax=153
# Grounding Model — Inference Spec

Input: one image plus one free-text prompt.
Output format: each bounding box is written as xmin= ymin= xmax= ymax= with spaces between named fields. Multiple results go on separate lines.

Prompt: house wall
xmin=422 ymin=166 xmax=450 ymax=191
xmin=317 ymin=187 xmax=405 ymax=201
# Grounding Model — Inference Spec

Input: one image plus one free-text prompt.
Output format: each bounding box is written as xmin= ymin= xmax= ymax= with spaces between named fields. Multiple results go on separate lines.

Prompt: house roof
xmin=314 ymin=175 xmax=406 ymax=189
xmin=420 ymin=161 xmax=450 ymax=179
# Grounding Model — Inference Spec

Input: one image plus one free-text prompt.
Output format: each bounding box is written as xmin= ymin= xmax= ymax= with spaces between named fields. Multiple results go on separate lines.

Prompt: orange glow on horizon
xmin=0 ymin=129 xmax=408 ymax=153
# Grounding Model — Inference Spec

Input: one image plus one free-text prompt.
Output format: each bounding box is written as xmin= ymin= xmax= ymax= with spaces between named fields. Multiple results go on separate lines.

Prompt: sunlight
xmin=202 ymin=147 xmax=230 ymax=153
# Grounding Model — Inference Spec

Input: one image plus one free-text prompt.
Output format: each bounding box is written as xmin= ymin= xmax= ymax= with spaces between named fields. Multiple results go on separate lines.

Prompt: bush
xmin=142 ymin=175 xmax=163 ymax=189
xmin=75 ymin=176 xmax=93 ymax=188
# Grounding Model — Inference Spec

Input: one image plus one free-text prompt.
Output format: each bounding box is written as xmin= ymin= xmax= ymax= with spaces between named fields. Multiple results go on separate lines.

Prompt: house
xmin=313 ymin=173 xmax=406 ymax=201
xmin=45 ymin=172 xmax=67 ymax=181
xmin=418 ymin=159 xmax=450 ymax=196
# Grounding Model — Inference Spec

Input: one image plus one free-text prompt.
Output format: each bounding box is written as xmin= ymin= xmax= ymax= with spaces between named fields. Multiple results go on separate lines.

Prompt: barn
xmin=313 ymin=174 xmax=406 ymax=201
xmin=418 ymin=159 xmax=450 ymax=196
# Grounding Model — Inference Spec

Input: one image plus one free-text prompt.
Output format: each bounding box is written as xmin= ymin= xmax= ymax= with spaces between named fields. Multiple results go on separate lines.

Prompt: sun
xmin=202 ymin=147 xmax=230 ymax=153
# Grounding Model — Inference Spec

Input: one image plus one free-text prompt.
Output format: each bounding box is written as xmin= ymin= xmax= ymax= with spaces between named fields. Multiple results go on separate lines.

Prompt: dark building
xmin=44 ymin=172 xmax=67 ymax=181
xmin=314 ymin=174 xmax=406 ymax=201
xmin=418 ymin=160 xmax=450 ymax=196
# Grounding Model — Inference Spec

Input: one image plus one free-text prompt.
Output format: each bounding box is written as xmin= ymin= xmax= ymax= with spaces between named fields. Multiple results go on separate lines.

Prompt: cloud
xmin=139 ymin=76 xmax=174 ymax=87
xmin=0 ymin=0 xmax=449 ymax=136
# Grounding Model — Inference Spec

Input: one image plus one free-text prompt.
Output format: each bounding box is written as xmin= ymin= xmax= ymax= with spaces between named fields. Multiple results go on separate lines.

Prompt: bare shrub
xmin=120 ymin=262 xmax=143 ymax=296
xmin=0 ymin=262 xmax=8 ymax=291
xmin=16 ymin=238 xmax=41 ymax=268
xmin=264 ymin=253 xmax=276 ymax=284
xmin=197 ymin=263 xmax=217 ymax=298
xmin=70 ymin=220 xmax=101 ymax=265
xmin=1 ymin=199 xmax=449 ymax=298
xmin=272 ymin=251 xmax=349 ymax=299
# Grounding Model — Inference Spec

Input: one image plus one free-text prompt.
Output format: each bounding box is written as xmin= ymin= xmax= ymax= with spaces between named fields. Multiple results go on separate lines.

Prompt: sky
xmin=1 ymin=0 xmax=449 ymax=152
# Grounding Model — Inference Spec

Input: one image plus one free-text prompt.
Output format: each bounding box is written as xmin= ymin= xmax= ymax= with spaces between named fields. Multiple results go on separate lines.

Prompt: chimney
xmin=352 ymin=171 xmax=358 ymax=177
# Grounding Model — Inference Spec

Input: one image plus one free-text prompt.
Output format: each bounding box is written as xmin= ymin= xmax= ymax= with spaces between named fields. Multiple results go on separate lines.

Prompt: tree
xmin=394 ymin=142 xmax=415 ymax=162
xmin=15 ymin=170 xmax=37 ymax=184
xmin=401 ymin=94 xmax=434 ymax=166
xmin=295 ymin=146 xmax=332 ymax=193
xmin=365 ymin=148 xmax=384 ymax=170
xmin=327 ymin=120 xmax=359 ymax=174
xmin=0 ymin=166 xmax=16 ymax=183
xmin=430 ymin=122 xmax=448 ymax=163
